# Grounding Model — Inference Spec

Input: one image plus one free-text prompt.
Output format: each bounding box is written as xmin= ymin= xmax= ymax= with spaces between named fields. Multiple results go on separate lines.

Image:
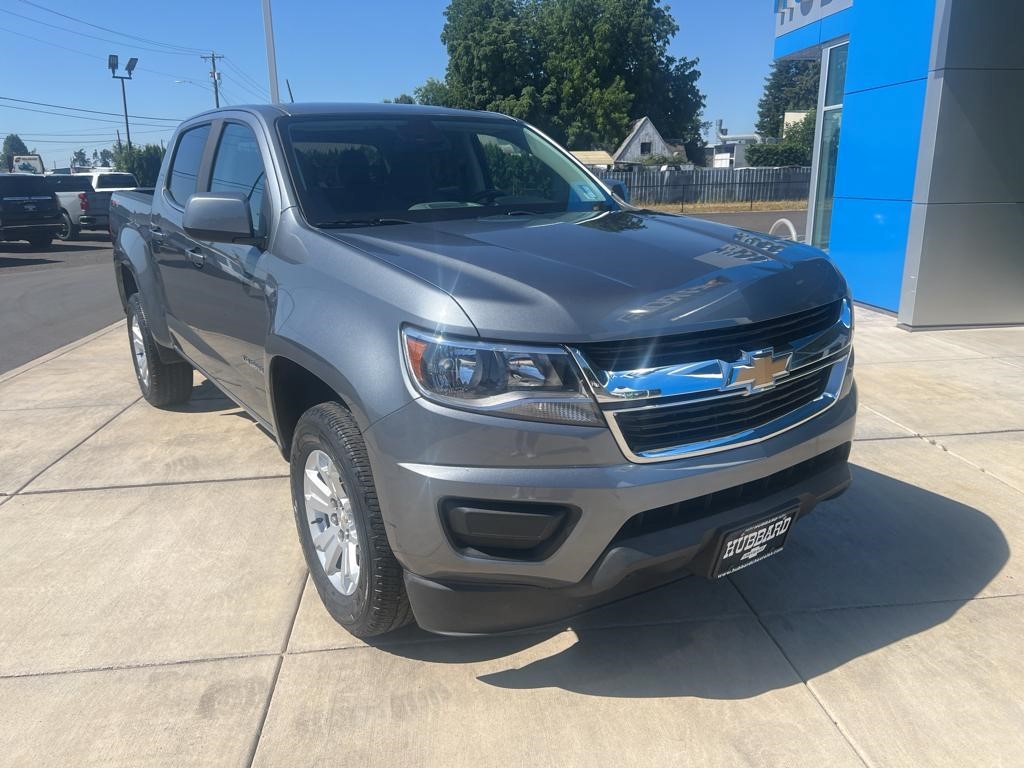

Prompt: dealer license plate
xmin=712 ymin=509 xmax=795 ymax=578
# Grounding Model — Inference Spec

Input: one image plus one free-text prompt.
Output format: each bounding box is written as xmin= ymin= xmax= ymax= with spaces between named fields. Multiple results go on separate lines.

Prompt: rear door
xmin=184 ymin=120 xmax=274 ymax=416
xmin=152 ymin=122 xmax=215 ymax=367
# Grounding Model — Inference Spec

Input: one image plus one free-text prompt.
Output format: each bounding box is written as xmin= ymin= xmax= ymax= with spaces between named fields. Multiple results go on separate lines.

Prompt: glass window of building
xmin=810 ymin=42 xmax=848 ymax=249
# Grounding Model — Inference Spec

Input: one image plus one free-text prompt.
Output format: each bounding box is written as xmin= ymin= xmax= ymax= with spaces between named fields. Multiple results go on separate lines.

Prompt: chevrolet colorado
xmin=109 ymin=104 xmax=856 ymax=637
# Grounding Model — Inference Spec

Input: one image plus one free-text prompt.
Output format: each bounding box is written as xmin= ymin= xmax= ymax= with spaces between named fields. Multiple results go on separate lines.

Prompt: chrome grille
xmin=579 ymin=300 xmax=842 ymax=371
xmin=569 ymin=298 xmax=854 ymax=463
xmin=614 ymin=367 xmax=831 ymax=455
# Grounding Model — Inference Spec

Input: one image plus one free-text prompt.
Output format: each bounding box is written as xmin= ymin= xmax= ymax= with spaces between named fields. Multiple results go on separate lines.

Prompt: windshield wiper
xmin=314 ymin=218 xmax=413 ymax=229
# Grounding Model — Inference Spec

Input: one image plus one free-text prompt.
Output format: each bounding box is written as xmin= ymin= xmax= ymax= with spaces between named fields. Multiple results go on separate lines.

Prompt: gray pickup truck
xmin=109 ymin=103 xmax=856 ymax=637
xmin=47 ymin=171 xmax=138 ymax=240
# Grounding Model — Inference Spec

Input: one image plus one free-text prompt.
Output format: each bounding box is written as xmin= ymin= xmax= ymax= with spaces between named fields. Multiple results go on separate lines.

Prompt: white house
xmin=612 ymin=117 xmax=685 ymax=164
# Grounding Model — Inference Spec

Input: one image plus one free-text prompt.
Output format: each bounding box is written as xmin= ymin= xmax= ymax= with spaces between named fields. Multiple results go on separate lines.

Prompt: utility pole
xmin=261 ymin=0 xmax=281 ymax=104
xmin=201 ymin=51 xmax=224 ymax=107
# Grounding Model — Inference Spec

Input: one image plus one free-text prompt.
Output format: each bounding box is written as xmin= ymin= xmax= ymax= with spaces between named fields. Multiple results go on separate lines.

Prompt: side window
xmin=167 ymin=124 xmax=211 ymax=205
xmin=209 ymin=123 xmax=268 ymax=234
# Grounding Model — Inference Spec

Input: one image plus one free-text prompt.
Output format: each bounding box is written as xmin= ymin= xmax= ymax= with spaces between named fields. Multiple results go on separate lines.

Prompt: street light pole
xmin=109 ymin=55 xmax=138 ymax=150
xmin=261 ymin=0 xmax=281 ymax=104
xmin=118 ymin=76 xmax=131 ymax=150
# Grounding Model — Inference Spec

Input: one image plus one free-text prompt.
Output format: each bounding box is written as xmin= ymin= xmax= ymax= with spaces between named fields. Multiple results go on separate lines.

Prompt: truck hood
xmin=325 ymin=210 xmax=847 ymax=342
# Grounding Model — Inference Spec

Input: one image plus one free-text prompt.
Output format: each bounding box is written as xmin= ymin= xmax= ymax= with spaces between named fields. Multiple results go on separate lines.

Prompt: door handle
xmin=149 ymin=225 xmax=164 ymax=251
xmin=187 ymin=247 xmax=205 ymax=268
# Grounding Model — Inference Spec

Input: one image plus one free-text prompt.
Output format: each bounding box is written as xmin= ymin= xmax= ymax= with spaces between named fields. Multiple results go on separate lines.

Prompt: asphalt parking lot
xmin=1 ymin=306 xmax=1022 ymax=767
xmin=0 ymin=235 xmax=123 ymax=374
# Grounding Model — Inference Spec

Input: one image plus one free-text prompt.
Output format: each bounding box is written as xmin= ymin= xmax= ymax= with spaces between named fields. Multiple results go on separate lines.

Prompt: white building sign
xmin=775 ymin=0 xmax=853 ymax=37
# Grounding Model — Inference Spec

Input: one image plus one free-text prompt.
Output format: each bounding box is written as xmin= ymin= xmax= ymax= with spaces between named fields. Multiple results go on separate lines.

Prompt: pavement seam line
xmin=0 ymin=319 xmax=125 ymax=384
xmin=920 ymin=435 xmax=1024 ymax=497
xmin=19 ymin=473 xmax=290 ymax=496
xmin=729 ymin=577 xmax=874 ymax=768
xmin=8 ymin=396 xmax=142 ymax=497
xmin=753 ymin=591 xmax=1024 ymax=620
xmin=0 ymin=649 xmax=282 ymax=681
xmin=246 ymin=574 xmax=308 ymax=768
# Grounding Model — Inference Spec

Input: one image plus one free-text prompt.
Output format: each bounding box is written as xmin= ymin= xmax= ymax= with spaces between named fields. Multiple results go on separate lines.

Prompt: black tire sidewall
xmin=290 ymin=415 xmax=373 ymax=627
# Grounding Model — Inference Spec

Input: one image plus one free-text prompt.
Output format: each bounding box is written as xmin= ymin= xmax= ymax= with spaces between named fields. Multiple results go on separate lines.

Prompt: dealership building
xmin=773 ymin=0 xmax=1022 ymax=327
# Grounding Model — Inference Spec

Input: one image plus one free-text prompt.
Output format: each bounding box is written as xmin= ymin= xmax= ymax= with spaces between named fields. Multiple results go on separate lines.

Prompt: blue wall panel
xmin=844 ymin=0 xmax=937 ymax=94
xmin=827 ymin=197 xmax=913 ymax=311
xmin=833 ymin=78 xmax=927 ymax=201
xmin=819 ymin=7 xmax=855 ymax=43
xmin=774 ymin=22 xmax=826 ymax=58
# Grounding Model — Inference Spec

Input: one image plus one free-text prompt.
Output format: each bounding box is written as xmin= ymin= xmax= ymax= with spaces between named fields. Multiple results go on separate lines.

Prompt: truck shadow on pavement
xmin=374 ymin=464 xmax=1008 ymax=699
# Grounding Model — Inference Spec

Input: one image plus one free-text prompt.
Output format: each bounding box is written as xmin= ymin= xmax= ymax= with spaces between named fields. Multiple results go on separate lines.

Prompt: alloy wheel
xmin=303 ymin=449 xmax=361 ymax=596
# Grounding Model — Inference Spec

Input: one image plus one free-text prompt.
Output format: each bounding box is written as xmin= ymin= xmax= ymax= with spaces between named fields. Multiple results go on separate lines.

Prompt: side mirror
xmin=608 ymin=180 xmax=630 ymax=203
xmin=183 ymin=192 xmax=258 ymax=244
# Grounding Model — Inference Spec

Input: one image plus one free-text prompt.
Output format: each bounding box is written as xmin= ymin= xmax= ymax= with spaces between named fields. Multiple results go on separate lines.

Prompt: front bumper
xmin=406 ymin=444 xmax=850 ymax=634
xmin=365 ymin=378 xmax=857 ymax=634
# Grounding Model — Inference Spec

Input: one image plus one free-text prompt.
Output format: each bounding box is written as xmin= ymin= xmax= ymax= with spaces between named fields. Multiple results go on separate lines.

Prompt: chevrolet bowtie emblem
xmin=722 ymin=348 xmax=792 ymax=394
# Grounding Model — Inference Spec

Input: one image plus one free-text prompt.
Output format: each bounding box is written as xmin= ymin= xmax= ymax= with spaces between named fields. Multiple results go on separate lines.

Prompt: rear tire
xmin=58 ymin=212 xmax=79 ymax=241
xmin=290 ymin=402 xmax=413 ymax=637
xmin=127 ymin=294 xmax=193 ymax=407
xmin=28 ymin=237 xmax=51 ymax=250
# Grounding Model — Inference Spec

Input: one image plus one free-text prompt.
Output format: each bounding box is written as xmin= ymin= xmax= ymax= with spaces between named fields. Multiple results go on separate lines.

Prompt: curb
xmin=0 ymin=319 xmax=126 ymax=385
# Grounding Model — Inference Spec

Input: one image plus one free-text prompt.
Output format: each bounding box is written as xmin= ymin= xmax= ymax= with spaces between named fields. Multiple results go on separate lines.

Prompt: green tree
xmin=1 ymin=133 xmax=29 ymax=171
xmin=746 ymin=109 xmax=816 ymax=166
xmin=383 ymin=93 xmax=416 ymax=104
xmin=72 ymin=148 xmax=88 ymax=167
xmin=98 ymin=148 xmax=114 ymax=166
xmin=755 ymin=60 xmax=820 ymax=139
xmin=413 ymin=77 xmax=454 ymax=106
xmin=419 ymin=0 xmax=705 ymax=153
xmin=112 ymin=143 xmax=166 ymax=186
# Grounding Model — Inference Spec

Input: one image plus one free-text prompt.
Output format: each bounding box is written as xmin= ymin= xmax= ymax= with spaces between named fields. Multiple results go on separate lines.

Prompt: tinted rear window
xmin=45 ymin=175 xmax=94 ymax=192
xmin=95 ymin=173 xmax=137 ymax=189
xmin=0 ymin=175 xmax=49 ymax=195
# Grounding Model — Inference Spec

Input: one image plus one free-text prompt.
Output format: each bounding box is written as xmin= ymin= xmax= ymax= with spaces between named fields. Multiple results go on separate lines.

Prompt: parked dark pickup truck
xmin=109 ymin=104 xmax=856 ymax=637
xmin=0 ymin=173 xmax=62 ymax=248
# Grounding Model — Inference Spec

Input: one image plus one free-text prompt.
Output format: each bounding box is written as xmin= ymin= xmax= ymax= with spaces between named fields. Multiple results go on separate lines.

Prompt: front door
xmin=185 ymin=121 xmax=273 ymax=419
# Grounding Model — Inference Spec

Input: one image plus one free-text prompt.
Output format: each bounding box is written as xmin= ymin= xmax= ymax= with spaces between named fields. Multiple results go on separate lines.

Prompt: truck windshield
xmin=279 ymin=115 xmax=613 ymax=227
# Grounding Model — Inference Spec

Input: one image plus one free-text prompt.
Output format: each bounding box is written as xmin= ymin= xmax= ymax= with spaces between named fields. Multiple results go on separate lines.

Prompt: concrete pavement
xmin=0 ymin=236 xmax=123 ymax=375
xmin=0 ymin=307 xmax=1022 ymax=767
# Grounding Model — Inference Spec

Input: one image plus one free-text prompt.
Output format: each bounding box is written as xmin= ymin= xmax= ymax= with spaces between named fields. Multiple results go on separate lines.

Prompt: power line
xmin=0 ymin=7 xmax=199 ymax=56
xmin=0 ymin=96 xmax=181 ymax=122
xmin=221 ymin=58 xmax=270 ymax=99
xmin=0 ymin=102 xmax=178 ymax=129
xmin=15 ymin=0 xmax=208 ymax=54
xmin=220 ymin=72 xmax=268 ymax=102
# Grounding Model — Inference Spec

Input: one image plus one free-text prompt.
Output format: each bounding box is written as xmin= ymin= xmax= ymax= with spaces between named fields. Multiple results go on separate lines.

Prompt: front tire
xmin=290 ymin=402 xmax=412 ymax=637
xmin=127 ymin=294 xmax=193 ymax=407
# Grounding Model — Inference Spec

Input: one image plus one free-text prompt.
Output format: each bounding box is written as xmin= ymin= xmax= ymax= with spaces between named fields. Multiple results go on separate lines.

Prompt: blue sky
xmin=0 ymin=0 xmax=775 ymax=166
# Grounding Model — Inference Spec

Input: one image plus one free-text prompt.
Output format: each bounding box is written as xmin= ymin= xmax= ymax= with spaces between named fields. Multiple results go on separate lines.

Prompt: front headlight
xmin=402 ymin=327 xmax=604 ymax=426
